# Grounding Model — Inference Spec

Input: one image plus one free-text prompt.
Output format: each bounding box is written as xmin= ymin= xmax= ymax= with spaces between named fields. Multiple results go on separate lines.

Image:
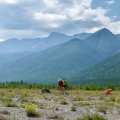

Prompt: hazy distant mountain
xmin=85 ymin=28 xmax=120 ymax=57
xmin=0 ymin=32 xmax=71 ymax=53
xmin=0 ymin=38 xmax=41 ymax=53
xmin=73 ymin=33 xmax=92 ymax=39
xmin=0 ymin=38 xmax=102 ymax=83
xmin=116 ymin=34 xmax=120 ymax=40
xmin=70 ymin=52 xmax=120 ymax=86
xmin=40 ymin=32 xmax=72 ymax=48
xmin=0 ymin=52 xmax=32 ymax=65
xmin=0 ymin=28 xmax=119 ymax=84
xmin=0 ymin=32 xmax=93 ymax=53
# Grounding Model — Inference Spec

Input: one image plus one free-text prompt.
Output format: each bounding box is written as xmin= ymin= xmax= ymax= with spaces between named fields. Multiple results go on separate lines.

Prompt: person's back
xmin=58 ymin=80 xmax=64 ymax=86
xmin=105 ymin=89 xmax=112 ymax=95
xmin=58 ymin=79 xmax=65 ymax=95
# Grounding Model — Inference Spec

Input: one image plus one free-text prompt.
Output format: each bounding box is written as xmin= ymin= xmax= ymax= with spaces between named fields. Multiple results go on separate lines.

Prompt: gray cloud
xmin=0 ymin=0 xmax=119 ymax=39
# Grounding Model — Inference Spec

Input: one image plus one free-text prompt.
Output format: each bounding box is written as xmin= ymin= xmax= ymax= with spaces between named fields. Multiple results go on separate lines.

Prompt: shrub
xmin=37 ymin=102 xmax=45 ymax=109
xmin=47 ymin=114 xmax=64 ymax=120
xmin=5 ymin=102 xmax=17 ymax=107
xmin=74 ymin=102 xmax=90 ymax=107
xmin=109 ymin=96 xmax=116 ymax=102
xmin=0 ymin=110 xmax=10 ymax=115
xmin=25 ymin=105 xmax=41 ymax=117
xmin=73 ymin=96 xmax=84 ymax=101
xmin=20 ymin=97 xmax=29 ymax=103
xmin=115 ymin=95 xmax=120 ymax=103
xmin=96 ymin=102 xmax=114 ymax=114
xmin=71 ymin=106 xmax=76 ymax=111
xmin=82 ymin=85 xmax=97 ymax=91
xmin=97 ymin=105 xmax=107 ymax=114
xmin=76 ymin=114 xmax=107 ymax=120
xmin=60 ymin=101 xmax=68 ymax=105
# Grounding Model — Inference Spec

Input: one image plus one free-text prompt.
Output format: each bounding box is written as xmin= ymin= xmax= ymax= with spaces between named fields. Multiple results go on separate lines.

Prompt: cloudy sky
xmin=0 ymin=0 xmax=120 ymax=39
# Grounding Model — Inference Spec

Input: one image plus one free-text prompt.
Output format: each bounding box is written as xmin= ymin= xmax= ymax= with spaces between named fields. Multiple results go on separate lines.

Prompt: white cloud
xmin=34 ymin=0 xmax=111 ymax=26
xmin=0 ymin=39 xmax=5 ymax=42
xmin=106 ymin=0 xmax=115 ymax=5
xmin=92 ymin=7 xmax=111 ymax=24
xmin=0 ymin=29 xmax=48 ymax=39
xmin=86 ymin=21 xmax=120 ymax=34
xmin=0 ymin=0 xmax=17 ymax=4
xmin=0 ymin=0 xmax=119 ymax=39
xmin=43 ymin=0 xmax=58 ymax=8
xmin=34 ymin=12 xmax=67 ymax=28
xmin=86 ymin=26 xmax=103 ymax=33
xmin=107 ymin=21 xmax=120 ymax=34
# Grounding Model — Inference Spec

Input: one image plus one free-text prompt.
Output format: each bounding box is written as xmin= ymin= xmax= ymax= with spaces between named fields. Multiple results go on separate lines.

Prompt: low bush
xmin=115 ymin=95 xmax=120 ymax=103
xmin=5 ymin=102 xmax=17 ymax=107
xmin=60 ymin=101 xmax=68 ymax=105
xmin=0 ymin=110 xmax=10 ymax=115
xmin=71 ymin=106 xmax=76 ymax=111
xmin=73 ymin=96 xmax=84 ymax=101
xmin=25 ymin=105 xmax=41 ymax=117
xmin=76 ymin=114 xmax=107 ymax=120
xmin=47 ymin=114 xmax=64 ymax=120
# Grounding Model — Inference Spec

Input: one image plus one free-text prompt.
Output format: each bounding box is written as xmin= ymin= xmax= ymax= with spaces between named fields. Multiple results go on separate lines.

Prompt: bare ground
xmin=0 ymin=89 xmax=120 ymax=120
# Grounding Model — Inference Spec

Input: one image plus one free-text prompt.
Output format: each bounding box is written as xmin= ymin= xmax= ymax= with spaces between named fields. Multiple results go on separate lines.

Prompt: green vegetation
xmin=76 ymin=114 xmax=107 ymax=120
xmin=0 ymin=81 xmax=56 ymax=89
xmin=115 ymin=95 xmax=120 ymax=103
xmin=25 ymin=105 xmax=41 ymax=117
xmin=1 ymin=81 xmax=120 ymax=91
xmin=73 ymin=102 xmax=91 ymax=107
xmin=71 ymin=106 xmax=76 ymax=111
xmin=60 ymin=100 xmax=68 ymax=105
xmin=70 ymin=52 xmax=120 ymax=86
xmin=0 ymin=110 xmax=10 ymax=115
xmin=5 ymin=102 xmax=17 ymax=107
xmin=47 ymin=114 xmax=64 ymax=120
xmin=97 ymin=105 xmax=108 ymax=114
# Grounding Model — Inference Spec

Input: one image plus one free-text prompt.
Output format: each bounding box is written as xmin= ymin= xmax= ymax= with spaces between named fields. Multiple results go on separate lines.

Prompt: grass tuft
xmin=76 ymin=114 xmax=107 ymax=120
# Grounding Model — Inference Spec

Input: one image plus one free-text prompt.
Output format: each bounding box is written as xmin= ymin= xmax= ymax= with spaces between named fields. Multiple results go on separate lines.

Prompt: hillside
xmin=70 ymin=52 xmax=120 ymax=86
xmin=85 ymin=28 xmax=120 ymax=57
xmin=0 ymin=38 xmax=102 ymax=83
xmin=0 ymin=52 xmax=32 ymax=65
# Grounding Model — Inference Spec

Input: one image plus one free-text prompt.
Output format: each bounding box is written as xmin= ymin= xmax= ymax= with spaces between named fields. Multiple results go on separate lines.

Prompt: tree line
xmin=0 ymin=80 xmax=119 ymax=90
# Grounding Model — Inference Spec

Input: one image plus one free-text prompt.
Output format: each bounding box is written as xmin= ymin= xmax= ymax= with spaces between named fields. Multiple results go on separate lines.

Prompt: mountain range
xmin=0 ymin=32 xmax=91 ymax=53
xmin=0 ymin=28 xmax=120 ymax=85
xmin=0 ymin=38 xmax=102 ymax=83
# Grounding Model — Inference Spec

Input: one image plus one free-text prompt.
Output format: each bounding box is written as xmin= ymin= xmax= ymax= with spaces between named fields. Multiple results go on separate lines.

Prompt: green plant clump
xmin=25 ymin=105 xmax=41 ymax=117
xmin=5 ymin=102 xmax=17 ymax=107
xmin=76 ymin=114 xmax=107 ymax=120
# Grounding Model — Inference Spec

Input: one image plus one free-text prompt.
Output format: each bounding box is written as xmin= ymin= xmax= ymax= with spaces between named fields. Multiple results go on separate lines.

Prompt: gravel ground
xmin=0 ymin=90 xmax=120 ymax=120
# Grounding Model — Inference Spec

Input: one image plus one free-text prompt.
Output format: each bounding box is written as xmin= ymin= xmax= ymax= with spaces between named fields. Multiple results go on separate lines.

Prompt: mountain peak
xmin=49 ymin=32 xmax=67 ymax=37
xmin=97 ymin=28 xmax=113 ymax=35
